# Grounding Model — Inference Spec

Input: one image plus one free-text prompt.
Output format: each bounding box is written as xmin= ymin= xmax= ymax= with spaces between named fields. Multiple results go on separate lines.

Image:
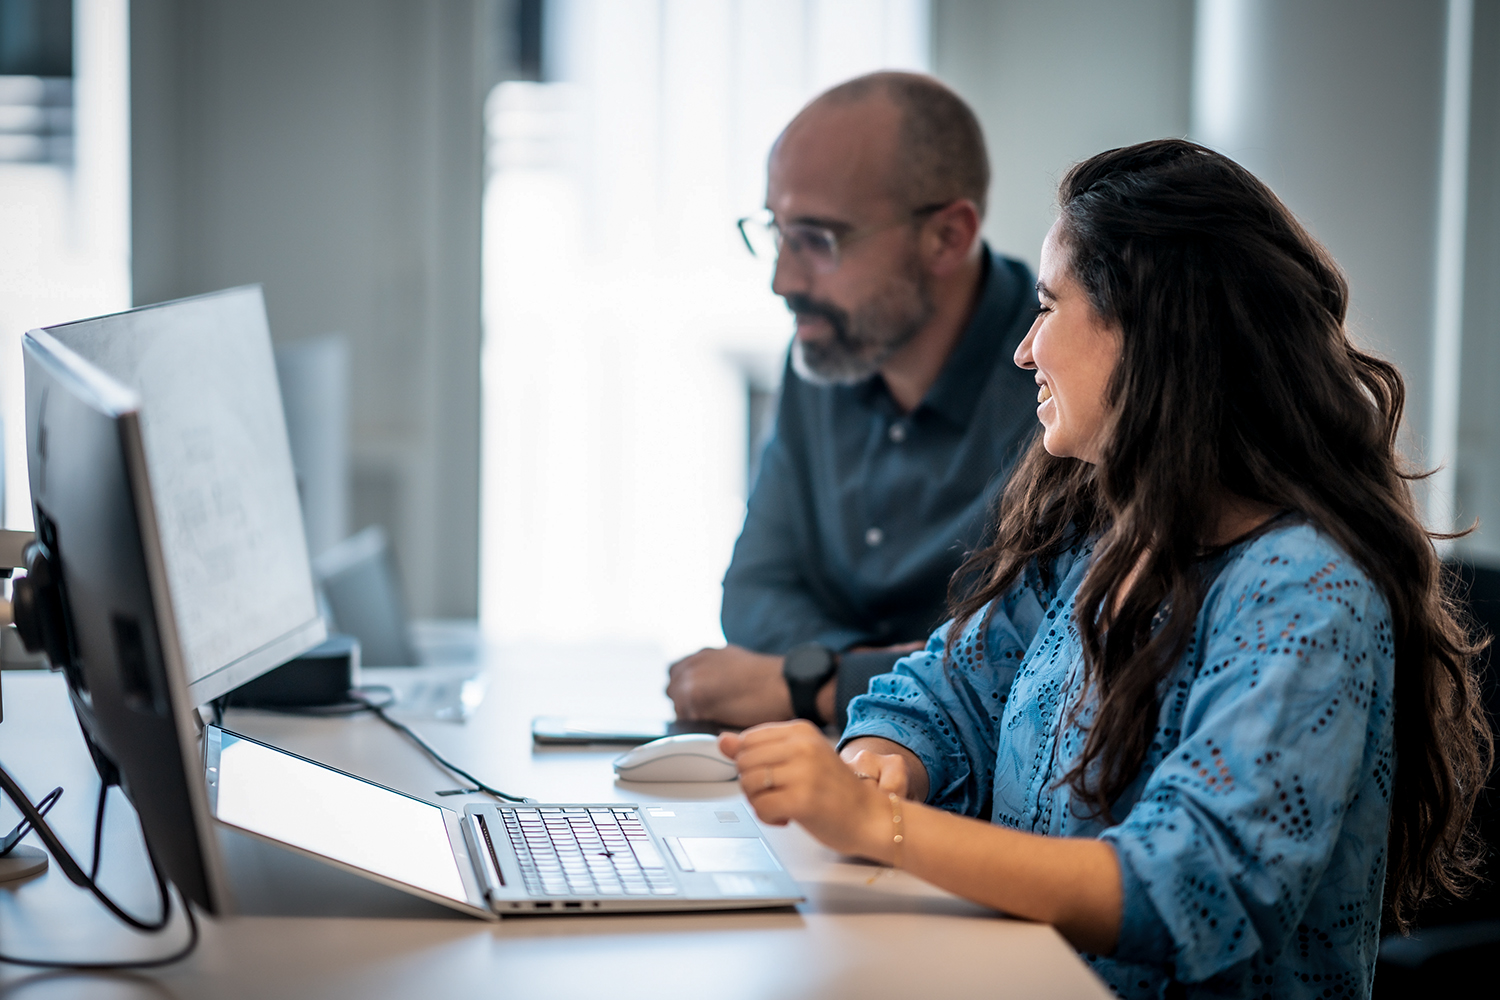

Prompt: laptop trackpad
xmin=670 ymin=837 xmax=781 ymax=872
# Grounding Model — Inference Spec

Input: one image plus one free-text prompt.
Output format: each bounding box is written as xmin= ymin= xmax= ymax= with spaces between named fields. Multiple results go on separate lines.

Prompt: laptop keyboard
xmin=500 ymin=807 xmax=678 ymax=897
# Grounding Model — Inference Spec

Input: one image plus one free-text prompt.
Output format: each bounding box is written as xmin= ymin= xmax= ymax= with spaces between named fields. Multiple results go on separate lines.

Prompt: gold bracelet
xmin=888 ymin=792 xmax=904 ymax=869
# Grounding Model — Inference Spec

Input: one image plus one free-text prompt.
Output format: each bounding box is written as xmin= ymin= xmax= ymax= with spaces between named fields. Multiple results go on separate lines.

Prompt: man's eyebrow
xmin=782 ymin=213 xmax=854 ymax=232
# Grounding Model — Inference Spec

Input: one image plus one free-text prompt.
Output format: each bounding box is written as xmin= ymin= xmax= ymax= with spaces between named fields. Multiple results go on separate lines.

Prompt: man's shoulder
xmin=982 ymin=247 xmax=1037 ymax=311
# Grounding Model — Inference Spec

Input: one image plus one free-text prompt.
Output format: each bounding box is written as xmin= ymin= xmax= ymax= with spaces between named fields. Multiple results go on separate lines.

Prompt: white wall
xmin=1192 ymin=0 xmax=1449 ymax=492
xmin=129 ymin=0 xmax=490 ymax=617
xmin=1456 ymin=0 xmax=1500 ymax=559
xmin=931 ymin=0 xmax=1195 ymax=270
xmin=938 ymin=0 xmax=1500 ymax=558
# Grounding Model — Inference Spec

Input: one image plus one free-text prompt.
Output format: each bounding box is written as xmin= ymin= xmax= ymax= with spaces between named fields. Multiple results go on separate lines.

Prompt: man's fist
xmin=666 ymin=645 xmax=792 ymax=727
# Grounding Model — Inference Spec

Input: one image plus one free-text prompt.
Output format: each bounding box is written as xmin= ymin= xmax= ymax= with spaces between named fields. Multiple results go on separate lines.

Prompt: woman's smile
xmin=1014 ymin=221 xmax=1121 ymax=465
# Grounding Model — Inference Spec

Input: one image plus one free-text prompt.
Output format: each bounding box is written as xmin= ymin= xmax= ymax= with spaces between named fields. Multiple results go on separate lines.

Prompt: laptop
xmin=205 ymin=726 xmax=803 ymax=919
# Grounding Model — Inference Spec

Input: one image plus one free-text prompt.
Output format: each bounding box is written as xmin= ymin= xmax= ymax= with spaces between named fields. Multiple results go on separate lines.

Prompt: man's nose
xmin=771 ymin=248 xmax=811 ymax=298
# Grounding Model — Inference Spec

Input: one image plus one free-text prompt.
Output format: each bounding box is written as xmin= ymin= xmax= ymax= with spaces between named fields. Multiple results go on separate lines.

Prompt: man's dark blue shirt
xmin=722 ymin=246 xmax=1041 ymax=656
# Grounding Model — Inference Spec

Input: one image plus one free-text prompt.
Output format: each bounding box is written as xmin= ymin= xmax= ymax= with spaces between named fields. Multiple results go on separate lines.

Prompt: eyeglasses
xmin=735 ymin=202 xmax=953 ymax=274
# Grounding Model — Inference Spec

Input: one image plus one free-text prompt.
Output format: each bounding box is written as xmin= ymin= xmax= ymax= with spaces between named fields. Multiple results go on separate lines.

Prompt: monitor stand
xmin=0 ymin=844 xmax=47 ymax=882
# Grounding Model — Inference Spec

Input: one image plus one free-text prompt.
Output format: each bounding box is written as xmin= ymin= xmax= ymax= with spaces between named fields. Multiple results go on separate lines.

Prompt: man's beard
xmin=787 ymin=265 xmax=934 ymax=386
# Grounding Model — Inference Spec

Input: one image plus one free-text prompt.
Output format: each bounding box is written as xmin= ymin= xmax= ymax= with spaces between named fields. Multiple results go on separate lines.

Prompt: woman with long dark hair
xmin=720 ymin=139 xmax=1492 ymax=998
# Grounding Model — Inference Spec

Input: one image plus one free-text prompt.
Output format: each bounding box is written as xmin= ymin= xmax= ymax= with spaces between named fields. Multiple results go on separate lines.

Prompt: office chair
xmin=1373 ymin=560 xmax=1500 ymax=995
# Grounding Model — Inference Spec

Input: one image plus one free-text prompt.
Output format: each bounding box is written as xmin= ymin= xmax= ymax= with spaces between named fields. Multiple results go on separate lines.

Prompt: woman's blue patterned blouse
xmin=841 ymin=521 xmax=1394 ymax=999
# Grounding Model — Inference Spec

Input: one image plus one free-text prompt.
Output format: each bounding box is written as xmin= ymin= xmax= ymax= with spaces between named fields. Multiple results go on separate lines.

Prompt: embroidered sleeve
xmin=1100 ymin=547 xmax=1394 ymax=984
xmin=841 ymin=543 xmax=1090 ymax=815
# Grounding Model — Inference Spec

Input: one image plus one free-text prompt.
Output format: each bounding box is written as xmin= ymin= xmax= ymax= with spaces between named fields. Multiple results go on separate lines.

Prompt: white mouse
xmin=612 ymin=733 xmax=738 ymax=782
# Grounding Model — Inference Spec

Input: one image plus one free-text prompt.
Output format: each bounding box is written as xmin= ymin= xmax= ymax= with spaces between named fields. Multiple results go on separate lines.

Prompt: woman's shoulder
xmin=1205 ymin=517 xmax=1391 ymax=625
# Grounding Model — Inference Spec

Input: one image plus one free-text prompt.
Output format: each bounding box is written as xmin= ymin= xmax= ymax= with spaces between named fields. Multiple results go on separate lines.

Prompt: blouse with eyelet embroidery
xmin=841 ymin=521 xmax=1393 ymax=999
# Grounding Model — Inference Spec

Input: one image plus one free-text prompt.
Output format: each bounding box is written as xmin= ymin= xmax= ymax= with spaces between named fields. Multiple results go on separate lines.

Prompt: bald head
xmin=776 ymin=72 xmax=990 ymax=219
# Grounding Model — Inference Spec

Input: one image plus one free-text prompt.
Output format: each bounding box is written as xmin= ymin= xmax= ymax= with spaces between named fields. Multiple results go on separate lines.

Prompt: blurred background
xmin=1 ymin=0 xmax=1496 ymax=663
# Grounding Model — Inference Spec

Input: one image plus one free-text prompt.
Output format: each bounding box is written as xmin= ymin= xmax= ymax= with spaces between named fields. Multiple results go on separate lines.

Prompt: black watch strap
xmin=783 ymin=643 xmax=838 ymax=723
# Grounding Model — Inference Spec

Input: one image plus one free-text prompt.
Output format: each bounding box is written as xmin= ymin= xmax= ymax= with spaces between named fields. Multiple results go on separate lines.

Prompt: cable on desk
xmin=350 ymin=691 xmax=533 ymax=804
xmin=213 ymin=687 xmax=532 ymax=803
xmin=1 ymin=784 xmax=61 ymax=856
xmin=0 ymin=887 xmax=199 ymax=971
xmin=90 ymin=782 xmax=107 ymax=881
xmin=0 ymin=761 xmax=199 ymax=970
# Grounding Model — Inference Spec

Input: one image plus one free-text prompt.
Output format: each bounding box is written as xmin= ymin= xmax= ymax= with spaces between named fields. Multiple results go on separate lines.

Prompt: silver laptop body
xmin=204 ymin=727 xmax=803 ymax=920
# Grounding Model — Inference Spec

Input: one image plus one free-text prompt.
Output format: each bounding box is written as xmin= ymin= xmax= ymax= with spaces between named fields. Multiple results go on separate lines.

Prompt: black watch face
xmin=784 ymin=643 xmax=834 ymax=683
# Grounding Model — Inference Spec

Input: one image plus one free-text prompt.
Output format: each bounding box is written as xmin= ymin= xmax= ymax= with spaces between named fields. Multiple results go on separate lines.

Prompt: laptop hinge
xmin=470 ymin=814 xmax=505 ymax=896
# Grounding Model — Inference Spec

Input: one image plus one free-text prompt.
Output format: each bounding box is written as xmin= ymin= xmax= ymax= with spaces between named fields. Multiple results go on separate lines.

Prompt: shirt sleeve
xmin=832 ymin=649 xmax=904 ymax=733
xmin=840 ymin=546 xmax=1088 ymax=815
xmin=721 ymin=428 xmax=866 ymax=654
xmin=1099 ymin=547 xmax=1395 ymax=984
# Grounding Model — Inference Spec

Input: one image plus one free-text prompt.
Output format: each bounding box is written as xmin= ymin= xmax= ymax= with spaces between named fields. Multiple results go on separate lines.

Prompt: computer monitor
xmin=19 ymin=330 xmax=231 ymax=912
xmin=274 ymin=334 xmax=350 ymax=559
xmin=36 ymin=287 xmax=325 ymax=704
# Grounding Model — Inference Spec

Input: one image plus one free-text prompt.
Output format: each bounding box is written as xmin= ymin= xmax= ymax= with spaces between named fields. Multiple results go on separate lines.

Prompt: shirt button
xmin=865 ymin=527 xmax=884 ymax=547
xmin=888 ymin=423 xmax=907 ymax=443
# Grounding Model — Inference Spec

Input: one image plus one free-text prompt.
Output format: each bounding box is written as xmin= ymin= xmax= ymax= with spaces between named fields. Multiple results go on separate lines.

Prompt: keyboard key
xmin=502 ymin=806 xmax=683 ymax=900
xmin=629 ymin=839 xmax=665 ymax=869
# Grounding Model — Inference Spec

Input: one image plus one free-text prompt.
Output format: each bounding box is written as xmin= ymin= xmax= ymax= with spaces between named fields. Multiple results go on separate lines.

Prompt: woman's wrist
xmin=856 ymin=782 xmax=904 ymax=865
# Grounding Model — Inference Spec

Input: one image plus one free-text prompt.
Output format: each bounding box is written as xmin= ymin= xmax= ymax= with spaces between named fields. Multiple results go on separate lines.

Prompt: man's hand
xmin=667 ymin=638 xmax=923 ymax=728
xmin=667 ymin=645 xmax=795 ymax=727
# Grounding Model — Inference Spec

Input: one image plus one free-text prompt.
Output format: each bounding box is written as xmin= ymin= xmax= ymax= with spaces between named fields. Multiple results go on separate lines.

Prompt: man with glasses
xmin=667 ymin=72 xmax=1039 ymax=731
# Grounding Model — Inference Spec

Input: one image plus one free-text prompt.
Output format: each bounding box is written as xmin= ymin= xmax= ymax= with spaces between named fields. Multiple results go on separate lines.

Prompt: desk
xmin=0 ymin=644 xmax=1111 ymax=999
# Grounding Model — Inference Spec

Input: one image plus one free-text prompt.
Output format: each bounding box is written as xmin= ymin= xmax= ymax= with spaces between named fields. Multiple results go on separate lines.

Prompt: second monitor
xmin=37 ymin=286 xmax=326 ymax=704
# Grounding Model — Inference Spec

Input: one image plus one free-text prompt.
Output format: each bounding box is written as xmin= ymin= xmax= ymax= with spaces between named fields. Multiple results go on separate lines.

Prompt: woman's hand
xmin=839 ymin=736 xmax=927 ymax=801
xmin=841 ymin=746 xmax=909 ymax=797
xmin=720 ymin=723 xmax=1123 ymax=952
xmin=718 ymin=722 xmax=894 ymax=861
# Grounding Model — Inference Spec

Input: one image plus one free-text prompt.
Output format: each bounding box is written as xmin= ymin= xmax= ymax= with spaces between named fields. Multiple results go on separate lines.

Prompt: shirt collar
xmin=916 ymin=245 xmax=1029 ymax=427
xmin=848 ymin=245 xmax=1030 ymax=422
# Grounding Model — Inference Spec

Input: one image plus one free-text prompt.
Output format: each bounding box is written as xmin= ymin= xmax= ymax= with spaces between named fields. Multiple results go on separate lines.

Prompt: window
xmin=480 ymin=0 xmax=929 ymax=655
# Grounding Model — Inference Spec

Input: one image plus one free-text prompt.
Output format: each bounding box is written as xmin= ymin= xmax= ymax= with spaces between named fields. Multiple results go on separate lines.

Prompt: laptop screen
xmin=210 ymin=730 xmax=469 ymax=903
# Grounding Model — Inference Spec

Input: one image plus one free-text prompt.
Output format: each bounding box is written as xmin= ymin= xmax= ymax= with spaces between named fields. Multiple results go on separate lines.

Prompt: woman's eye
xmin=1033 ymin=304 xmax=1053 ymax=318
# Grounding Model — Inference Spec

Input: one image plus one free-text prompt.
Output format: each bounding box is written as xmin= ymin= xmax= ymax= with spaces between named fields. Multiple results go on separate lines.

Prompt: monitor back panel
xmin=42 ymin=287 xmax=324 ymax=702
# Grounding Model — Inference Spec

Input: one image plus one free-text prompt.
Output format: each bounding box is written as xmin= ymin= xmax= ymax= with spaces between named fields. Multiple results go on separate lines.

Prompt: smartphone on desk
xmin=530 ymin=716 xmax=729 ymax=745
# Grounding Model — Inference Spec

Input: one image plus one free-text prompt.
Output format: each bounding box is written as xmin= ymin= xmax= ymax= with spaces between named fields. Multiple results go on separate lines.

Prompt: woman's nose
xmin=1014 ymin=324 xmax=1038 ymax=370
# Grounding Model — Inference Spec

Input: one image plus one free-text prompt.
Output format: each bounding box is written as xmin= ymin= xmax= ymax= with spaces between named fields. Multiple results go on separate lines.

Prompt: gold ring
xmin=763 ymin=766 xmax=775 ymax=790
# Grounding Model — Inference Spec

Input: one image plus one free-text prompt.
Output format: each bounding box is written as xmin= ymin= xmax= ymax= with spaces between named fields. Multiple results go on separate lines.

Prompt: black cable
xmin=243 ymin=685 xmax=397 ymax=718
xmin=90 ymin=782 xmax=108 ymax=881
xmin=80 ymin=785 xmax=172 ymax=933
xmin=1 ymin=785 xmax=61 ymax=856
xmin=222 ymin=687 xmax=531 ymax=802
xmin=0 ymin=878 xmax=199 ymax=969
xmin=0 ymin=764 xmax=198 ymax=970
xmin=348 ymin=691 xmax=532 ymax=803
xmin=0 ymin=763 xmax=171 ymax=929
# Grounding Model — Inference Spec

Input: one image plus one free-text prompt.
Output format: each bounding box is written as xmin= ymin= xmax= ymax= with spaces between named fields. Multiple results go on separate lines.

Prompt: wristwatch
xmin=783 ymin=642 xmax=839 ymax=724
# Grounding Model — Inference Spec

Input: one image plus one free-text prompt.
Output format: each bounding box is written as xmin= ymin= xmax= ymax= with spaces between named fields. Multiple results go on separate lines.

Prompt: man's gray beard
xmin=790 ymin=272 xmax=934 ymax=386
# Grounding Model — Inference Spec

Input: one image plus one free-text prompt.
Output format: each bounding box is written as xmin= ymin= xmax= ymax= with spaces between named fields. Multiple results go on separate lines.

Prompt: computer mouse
xmin=612 ymin=733 xmax=738 ymax=782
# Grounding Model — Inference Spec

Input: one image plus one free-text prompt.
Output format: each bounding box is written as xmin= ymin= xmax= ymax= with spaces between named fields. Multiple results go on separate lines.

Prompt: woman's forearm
xmin=729 ymin=723 xmax=1123 ymax=953
xmin=865 ymin=799 xmax=1123 ymax=953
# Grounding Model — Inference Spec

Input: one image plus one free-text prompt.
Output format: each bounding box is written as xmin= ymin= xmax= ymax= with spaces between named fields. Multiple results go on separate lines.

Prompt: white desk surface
xmin=0 ymin=643 xmax=1111 ymax=999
